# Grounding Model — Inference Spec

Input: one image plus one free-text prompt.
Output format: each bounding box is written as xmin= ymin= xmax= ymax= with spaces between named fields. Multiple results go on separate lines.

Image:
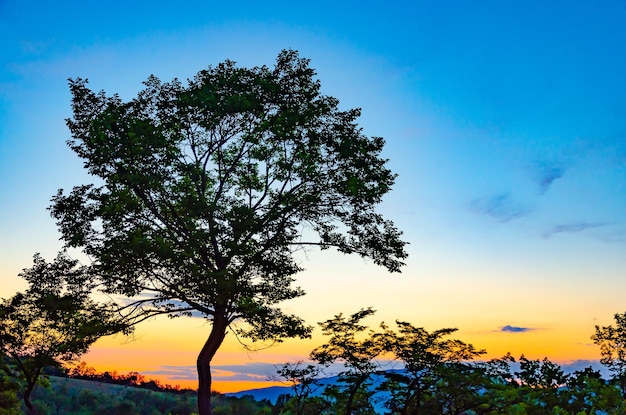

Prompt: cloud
xmin=143 ymin=361 xmax=380 ymax=383
xmin=143 ymin=366 xmax=198 ymax=381
xmin=542 ymin=222 xmax=606 ymax=238
xmin=212 ymin=363 xmax=284 ymax=379
xmin=143 ymin=364 xmax=272 ymax=382
xmin=599 ymin=233 xmax=626 ymax=244
xmin=501 ymin=325 xmax=534 ymax=333
xmin=210 ymin=361 xmax=355 ymax=381
xmin=471 ymin=193 xmax=530 ymax=223
xmin=533 ymin=160 xmax=565 ymax=193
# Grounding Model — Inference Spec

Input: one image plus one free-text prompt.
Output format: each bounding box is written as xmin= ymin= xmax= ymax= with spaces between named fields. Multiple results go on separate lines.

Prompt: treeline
xmin=5 ymin=306 xmax=626 ymax=414
xmin=1 ymin=364 xmax=275 ymax=415
xmin=271 ymin=308 xmax=626 ymax=415
xmin=64 ymin=361 xmax=192 ymax=393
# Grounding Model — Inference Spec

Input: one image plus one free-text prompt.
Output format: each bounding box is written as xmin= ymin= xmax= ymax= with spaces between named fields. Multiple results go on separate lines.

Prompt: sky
xmin=2 ymin=0 xmax=626 ymax=393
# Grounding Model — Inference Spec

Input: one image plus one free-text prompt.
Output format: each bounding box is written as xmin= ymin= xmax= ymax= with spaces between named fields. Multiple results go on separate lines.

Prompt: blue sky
xmin=2 ymin=0 xmax=626 ymax=390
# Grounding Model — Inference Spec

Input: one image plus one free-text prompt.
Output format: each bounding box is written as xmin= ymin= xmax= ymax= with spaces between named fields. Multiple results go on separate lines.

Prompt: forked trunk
xmin=197 ymin=312 xmax=229 ymax=415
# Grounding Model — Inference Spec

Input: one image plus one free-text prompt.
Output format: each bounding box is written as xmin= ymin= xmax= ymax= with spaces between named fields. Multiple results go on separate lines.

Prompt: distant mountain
xmin=227 ymin=385 xmax=292 ymax=403
xmin=227 ymin=373 xmax=390 ymax=413
xmin=227 ymin=373 xmax=342 ymax=403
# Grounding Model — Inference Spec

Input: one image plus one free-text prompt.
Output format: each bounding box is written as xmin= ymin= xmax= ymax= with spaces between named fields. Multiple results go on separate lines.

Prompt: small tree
xmin=310 ymin=308 xmax=385 ymax=415
xmin=50 ymin=50 xmax=407 ymax=414
xmin=566 ymin=367 xmax=624 ymax=414
xmin=275 ymin=361 xmax=325 ymax=415
xmin=514 ymin=356 xmax=569 ymax=413
xmin=381 ymin=322 xmax=486 ymax=414
xmin=515 ymin=355 xmax=568 ymax=390
xmin=0 ymin=253 xmax=127 ymax=414
xmin=592 ymin=311 xmax=626 ymax=397
xmin=472 ymin=354 xmax=520 ymax=413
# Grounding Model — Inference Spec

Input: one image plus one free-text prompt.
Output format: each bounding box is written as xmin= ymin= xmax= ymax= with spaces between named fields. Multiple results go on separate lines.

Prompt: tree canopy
xmin=593 ymin=311 xmax=626 ymax=397
xmin=0 ymin=253 xmax=127 ymax=413
xmin=50 ymin=49 xmax=407 ymax=414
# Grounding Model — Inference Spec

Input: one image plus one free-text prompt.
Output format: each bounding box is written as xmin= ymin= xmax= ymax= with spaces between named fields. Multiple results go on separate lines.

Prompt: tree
xmin=310 ymin=308 xmax=384 ymax=415
xmin=381 ymin=322 xmax=486 ymax=414
xmin=515 ymin=355 xmax=568 ymax=390
xmin=50 ymin=49 xmax=407 ymax=415
xmin=0 ymin=253 xmax=128 ymax=414
xmin=513 ymin=356 xmax=569 ymax=413
xmin=592 ymin=311 xmax=626 ymax=397
xmin=274 ymin=361 xmax=325 ymax=415
xmin=471 ymin=354 xmax=520 ymax=414
xmin=565 ymin=367 xmax=624 ymax=414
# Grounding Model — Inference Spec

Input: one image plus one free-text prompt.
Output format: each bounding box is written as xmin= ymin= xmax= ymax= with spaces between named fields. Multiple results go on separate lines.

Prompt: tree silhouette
xmin=592 ymin=311 xmax=626 ymax=397
xmin=566 ymin=367 xmax=624 ymax=414
xmin=310 ymin=308 xmax=384 ymax=415
xmin=50 ymin=49 xmax=407 ymax=414
xmin=380 ymin=322 xmax=486 ymax=414
xmin=0 ymin=253 xmax=127 ymax=414
xmin=274 ymin=362 xmax=325 ymax=415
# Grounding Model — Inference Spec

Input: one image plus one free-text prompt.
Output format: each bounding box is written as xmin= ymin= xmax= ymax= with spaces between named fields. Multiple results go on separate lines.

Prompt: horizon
xmin=2 ymin=1 xmax=626 ymax=394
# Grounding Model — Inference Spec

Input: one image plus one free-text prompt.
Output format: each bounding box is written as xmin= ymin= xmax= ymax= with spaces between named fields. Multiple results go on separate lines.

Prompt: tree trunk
xmin=22 ymin=365 xmax=43 ymax=415
xmin=345 ymin=375 xmax=367 ymax=415
xmin=24 ymin=378 xmax=37 ymax=415
xmin=197 ymin=311 xmax=229 ymax=415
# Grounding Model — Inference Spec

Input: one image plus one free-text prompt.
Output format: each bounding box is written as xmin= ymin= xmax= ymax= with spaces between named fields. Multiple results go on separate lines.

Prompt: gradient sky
xmin=2 ymin=1 xmax=626 ymax=392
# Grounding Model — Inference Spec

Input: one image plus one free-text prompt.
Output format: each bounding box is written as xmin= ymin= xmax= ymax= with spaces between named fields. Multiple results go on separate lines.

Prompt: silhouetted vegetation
xmin=29 ymin=375 xmax=272 ymax=415
xmin=0 ymin=254 xmax=128 ymax=414
xmin=272 ymin=309 xmax=626 ymax=414
xmin=1 ymin=363 xmax=274 ymax=414
xmin=592 ymin=311 xmax=626 ymax=397
xmin=4 ymin=311 xmax=626 ymax=413
xmin=51 ymin=49 xmax=407 ymax=415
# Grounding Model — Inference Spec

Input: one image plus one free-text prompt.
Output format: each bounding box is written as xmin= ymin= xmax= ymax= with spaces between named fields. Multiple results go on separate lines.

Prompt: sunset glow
xmin=2 ymin=0 xmax=626 ymax=394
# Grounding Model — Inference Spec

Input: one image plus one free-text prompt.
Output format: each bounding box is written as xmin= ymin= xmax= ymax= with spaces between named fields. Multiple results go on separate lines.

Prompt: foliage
xmin=51 ymin=49 xmax=407 ymax=414
xmin=276 ymin=311 xmax=626 ymax=415
xmin=310 ymin=308 xmax=384 ymax=415
xmin=0 ymin=253 xmax=128 ymax=413
xmin=510 ymin=355 xmax=571 ymax=414
xmin=5 ymin=312 xmax=626 ymax=414
xmin=380 ymin=320 xmax=486 ymax=414
xmin=274 ymin=362 xmax=324 ymax=415
xmin=0 ymin=368 xmax=20 ymax=415
xmin=592 ymin=311 xmax=626 ymax=397
xmin=27 ymin=374 xmax=274 ymax=415
xmin=66 ymin=361 xmax=194 ymax=393
xmin=565 ymin=367 xmax=624 ymax=414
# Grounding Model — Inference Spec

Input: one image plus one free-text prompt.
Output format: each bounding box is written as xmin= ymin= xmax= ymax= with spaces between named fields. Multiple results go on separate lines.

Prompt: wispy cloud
xmin=143 ymin=364 xmax=272 ymax=382
xmin=471 ymin=193 xmax=530 ymax=223
xmin=143 ymin=366 xmax=197 ymax=380
xmin=501 ymin=325 xmax=534 ymax=333
xmin=533 ymin=160 xmax=565 ymax=193
xmin=542 ymin=222 xmax=606 ymax=238
xmin=599 ymin=231 xmax=626 ymax=244
xmin=143 ymin=361 xmax=380 ymax=383
xmin=213 ymin=363 xmax=284 ymax=379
